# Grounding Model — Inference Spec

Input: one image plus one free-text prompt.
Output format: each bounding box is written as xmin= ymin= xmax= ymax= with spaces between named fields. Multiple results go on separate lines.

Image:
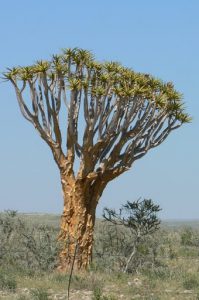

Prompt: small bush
xmin=93 ymin=287 xmax=103 ymax=300
xmin=30 ymin=288 xmax=49 ymax=300
xmin=52 ymin=272 xmax=69 ymax=283
xmin=93 ymin=287 xmax=117 ymax=300
xmin=71 ymin=274 xmax=104 ymax=291
xmin=183 ymin=275 xmax=199 ymax=290
xmin=181 ymin=227 xmax=194 ymax=246
xmin=168 ymin=243 xmax=178 ymax=259
xmin=142 ymin=266 xmax=171 ymax=280
xmin=0 ymin=211 xmax=59 ymax=273
xmin=0 ymin=272 xmax=17 ymax=292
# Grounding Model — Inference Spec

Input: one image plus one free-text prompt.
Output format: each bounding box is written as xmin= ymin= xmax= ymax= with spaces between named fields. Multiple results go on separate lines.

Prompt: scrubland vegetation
xmin=1 ymin=210 xmax=199 ymax=299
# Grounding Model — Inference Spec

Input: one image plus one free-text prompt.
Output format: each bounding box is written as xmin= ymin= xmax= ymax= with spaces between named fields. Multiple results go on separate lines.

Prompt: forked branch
xmin=4 ymin=48 xmax=191 ymax=181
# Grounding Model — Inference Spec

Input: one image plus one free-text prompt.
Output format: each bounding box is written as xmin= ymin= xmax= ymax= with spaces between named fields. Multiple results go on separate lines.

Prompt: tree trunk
xmin=57 ymin=172 xmax=102 ymax=271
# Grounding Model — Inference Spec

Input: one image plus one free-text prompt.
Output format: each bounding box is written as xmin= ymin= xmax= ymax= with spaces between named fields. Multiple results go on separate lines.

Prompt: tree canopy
xmin=4 ymin=47 xmax=190 ymax=180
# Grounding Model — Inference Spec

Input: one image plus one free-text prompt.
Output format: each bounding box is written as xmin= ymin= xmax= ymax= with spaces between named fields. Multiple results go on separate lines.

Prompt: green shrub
xmin=30 ymin=288 xmax=49 ymax=300
xmin=94 ymin=200 xmax=163 ymax=274
xmin=142 ymin=266 xmax=171 ymax=280
xmin=52 ymin=272 xmax=69 ymax=283
xmin=168 ymin=243 xmax=178 ymax=259
xmin=93 ymin=287 xmax=103 ymax=300
xmin=0 ymin=272 xmax=17 ymax=292
xmin=71 ymin=274 xmax=104 ymax=291
xmin=93 ymin=287 xmax=117 ymax=300
xmin=181 ymin=227 xmax=194 ymax=246
xmin=0 ymin=211 xmax=59 ymax=273
xmin=183 ymin=275 xmax=199 ymax=290
xmin=94 ymin=221 xmax=163 ymax=274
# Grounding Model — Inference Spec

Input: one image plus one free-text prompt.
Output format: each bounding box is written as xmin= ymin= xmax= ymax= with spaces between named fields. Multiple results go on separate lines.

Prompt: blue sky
xmin=0 ymin=0 xmax=198 ymax=219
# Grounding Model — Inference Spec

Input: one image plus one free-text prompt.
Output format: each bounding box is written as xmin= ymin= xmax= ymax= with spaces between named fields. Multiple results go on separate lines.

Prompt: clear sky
xmin=0 ymin=0 xmax=198 ymax=219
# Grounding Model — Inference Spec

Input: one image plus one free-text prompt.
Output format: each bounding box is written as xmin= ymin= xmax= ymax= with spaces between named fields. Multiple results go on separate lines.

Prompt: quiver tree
xmin=4 ymin=48 xmax=190 ymax=270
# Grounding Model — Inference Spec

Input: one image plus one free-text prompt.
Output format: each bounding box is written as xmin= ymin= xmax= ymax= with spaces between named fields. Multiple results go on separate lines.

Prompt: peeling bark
xmin=57 ymin=173 xmax=101 ymax=270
